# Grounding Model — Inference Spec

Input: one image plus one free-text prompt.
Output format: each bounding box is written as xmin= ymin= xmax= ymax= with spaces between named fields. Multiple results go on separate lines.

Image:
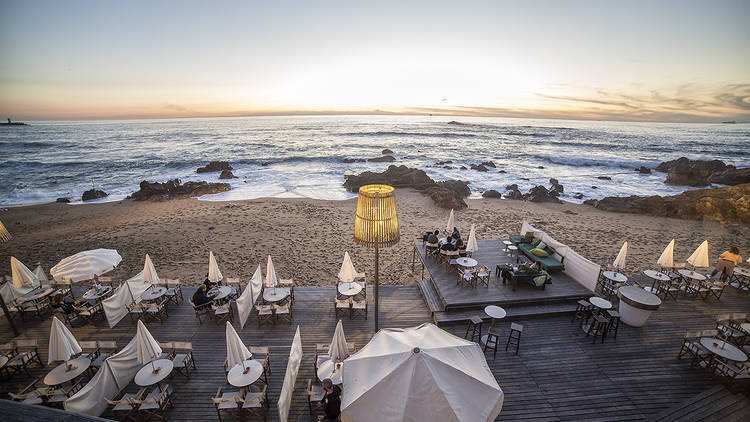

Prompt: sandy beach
xmin=1 ymin=190 xmax=748 ymax=285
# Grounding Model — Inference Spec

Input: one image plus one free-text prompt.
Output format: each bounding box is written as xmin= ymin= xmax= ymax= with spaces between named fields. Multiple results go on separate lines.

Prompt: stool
xmin=606 ymin=309 xmax=620 ymax=339
xmin=505 ymin=323 xmax=523 ymax=355
xmin=572 ymin=299 xmax=592 ymax=326
xmin=483 ymin=326 xmax=501 ymax=359
xmin=587 ymin=315 xmax=609 ymax=344
xmin=465 ymin=316 xmax=483 ymax=343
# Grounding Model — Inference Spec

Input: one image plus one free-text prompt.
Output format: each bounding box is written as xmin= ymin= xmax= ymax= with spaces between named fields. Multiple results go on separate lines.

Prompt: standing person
xmin=317 ymin=378 xmax=341 ymax=421
xmin=709 ymin=247 xmax=743 ymax=281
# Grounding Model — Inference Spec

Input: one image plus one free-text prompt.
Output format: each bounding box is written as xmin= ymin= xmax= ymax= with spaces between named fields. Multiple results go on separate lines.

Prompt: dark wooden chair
xmin=606 ymin=309 xmax=621 ymax=339
xmin=506 ymin=323 xmax=523 ymax=355
xmin=587 ymin=315 xmax=609 ymax=344
xmin=483 ymin=326 xmax=501 ymax=359
xmin=465 ymin=316 xmax=483 ymax=343
xmin=572 ymin=300 xmax=593 ymax=327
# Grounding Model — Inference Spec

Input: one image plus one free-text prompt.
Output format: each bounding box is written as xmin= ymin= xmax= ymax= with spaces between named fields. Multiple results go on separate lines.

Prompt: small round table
xmin=456 ymin=257 xmax=478 ymax=268
xmin=700 ymin=337 xmax=748 ymax=362
xmin=617 ymin=286 xmax=661 ymax=327
xmin=135 ymin=359 xmax=174 ymax=387
xmin=643 ymin=270 xmax=670 ymax=294
xmin=208 ymin=286 xmax=232 ymax=301
xmin=481 ymin=305 xmax=507 ymax=346
xmin=317 ymin=359 xmax=344 ymax=385
xmin=44 ymin=356 xmax=91 ymax=386
xmin=263 ymin=287 xmax=290 ymax=303
xmin=741 ymin=322 xmax=750 ymax=334
xmin=82 ymin=285 xmax=112 ymax=302
xmin=678 ymin=269 xmax=706 ymax=281
xmin=507 ymin=245 xmax=518 ymax=258
xmin=227 ymin=359 xmax=264 ymax=387
xmin=731 ymin=267 xmax=750 ymax=290
xmin=338 ymin=283 xmax=362 ymax=297
xmin=589 ymin=297 xmax=612 ymax=310
xmin=22 ymin=287 xmax=55 ymax=302
xmin=502 ymin=240 xmax=512 ymax=252
xmin=141 ymin=286 xmax=167 ymax=302
xmin=602 ymin=271 xmax=627 ymax=283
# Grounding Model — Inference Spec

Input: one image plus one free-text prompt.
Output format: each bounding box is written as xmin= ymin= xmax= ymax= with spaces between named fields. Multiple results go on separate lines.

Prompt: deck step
xmin=416 ymin=279 xmax=445 ymax=313
xmin=648 ymin=385 xmax=750 ymax=422
xmin=433 ymin=300 xmax=579 ymax=325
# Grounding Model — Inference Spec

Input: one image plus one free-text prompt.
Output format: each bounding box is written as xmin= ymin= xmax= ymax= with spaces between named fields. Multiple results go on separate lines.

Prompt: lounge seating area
xmin=509 ymin=233 xmax=565 ymax=271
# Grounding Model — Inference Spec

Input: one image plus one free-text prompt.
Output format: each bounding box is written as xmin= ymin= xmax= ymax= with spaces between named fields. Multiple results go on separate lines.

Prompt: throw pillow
xmin=531 ymin=238 xmax=542 ymax=247
xmin=532 ymin=274 xmax=547 ymax=287
xmin=537 ymin=241 xmax=547 ymax=250
xmin=530 ymin=248 xmax=549 ymax=257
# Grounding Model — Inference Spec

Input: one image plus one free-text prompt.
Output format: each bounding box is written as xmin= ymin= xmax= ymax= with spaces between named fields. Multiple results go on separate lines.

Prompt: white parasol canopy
xmin=225 ymin=321 xmax=252 ymax=368
xmin=329 ymin=320 xmax=349 ymax=363
xmin=48 ymin=316 xmax=82 ymax=364
xmin=11 ymin=256 xmax=40 ymax=288
xmin=657 ymin=239 xmax=675 ymax=268
xmin=135 ymin=320 xmax=162 ymax=365
xmin=338 ymin=252 xmax=358 ymax=284
xmin=341 ymin=323 xmax=503 ymax=422
xmin=613 ymin=241 xmax=628 ymax=269
xmin=34 ymin=265 xmax=48 ymax=282
xmin=208 ymin=251 xmax=223 ymax=283
xmin=446 ymin=209 xmax=455 ymax=233
xmin=687 ymin=240 xmax=709 ymax=268
xmin=51 ymin=249 xmax=122 ymax=283
xmin=237 ymin=265 xmax=264 ymax=329
xmin=142 ymin=254 xmax=160 ymax=285
xmin=466 ymin=224 xmax=479 ymax=253
xmin=265 ymin=255 xmax=278 ymax=288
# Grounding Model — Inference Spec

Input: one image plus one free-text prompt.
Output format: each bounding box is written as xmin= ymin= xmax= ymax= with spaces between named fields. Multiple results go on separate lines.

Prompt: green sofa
xmin=508 ymin=235 xmax=565 ymax=271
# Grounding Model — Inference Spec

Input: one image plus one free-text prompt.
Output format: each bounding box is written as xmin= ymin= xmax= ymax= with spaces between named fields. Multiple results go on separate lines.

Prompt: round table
xmin=617 ymin=286 xmax=661 ymax=327
xmin=338 ymin=283 xmax=362 ymax=297
xmin=730 ymin=267 xmax=750 ymax=290
xmin=643 ymin=270 xmax=670 ymax=294
xmin=262 ymin=287 xmax=290 ymax=303
xmin=589 ymin=297 xmax=612 ymax=310
xmin=502 ymin=240 xmax=512 ymax=252
xmin=227 ymin=359 xmax=264 ymax=387
xmin=456 ymin=257 xmax=478 ymax=268
xmin=208 ymin=286 xmax=232 ymax=301
xmin=44 ymin=356 xmax=91 ymax=386
xmin=507 ymin=245 xmax=518 ymax=257
xmin=700 ymin=337 xmax=748 ymax=362
xmin=678 ymin=269 xmax=706 ymax=281
xmin=82 ymin=285 xmax=112 ymax=302
xmin=481 ymin=305 xmax=507 ymax=347
xmin=141 ymin=286 xmax=167 ymax=302
xmin=735 ymin=267 xmax=750 ymax=277
xmin=740 ymin=322 xmax=750 ymax=333
xmin=317 ymin=358 xmax=344 ymax=385
xmin=135 ymin=359 xmax=174 ymax=387
xmin=21 ymin=287 xmax=55 ymax=302
xmin=602 ymin=271 xmax=627 ymax=283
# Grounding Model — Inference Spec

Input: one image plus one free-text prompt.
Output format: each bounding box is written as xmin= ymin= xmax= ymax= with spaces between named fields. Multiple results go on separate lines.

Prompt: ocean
xmin=1 ymin=115 xmax=748 ymax=206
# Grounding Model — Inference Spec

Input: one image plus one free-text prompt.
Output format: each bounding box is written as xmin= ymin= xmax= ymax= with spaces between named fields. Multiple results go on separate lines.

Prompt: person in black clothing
xmin=317 ymin=378 xmax=341 ymax=421
xmin=452 ymin=227 xmax=461 ymax=241
xmin=427 ymin=230 xmax=439 ymax=244
xmin=440 ymin=239 xmax=456 ymax=251
xmin=203 ymin=273 xmax=215 ymax=290
xmin=192 ymin=284 xmax=212 ymax=306
xmin=455 ymin=237 xmax=464 ymax=249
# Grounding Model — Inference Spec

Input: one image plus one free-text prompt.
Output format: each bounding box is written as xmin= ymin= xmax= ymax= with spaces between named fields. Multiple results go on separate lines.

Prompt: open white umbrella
xmin=446 ymin=209 xmax=455 ymax=233
xmin=341 ymin=323 xmax=503 ymax=422
xmin=687 ymin=240 xmax=709 ymax=268
xmin=613 ymin=241 xmax=628 ymax=269
xmin=338 ymin=252 xmax=357 ymax=284
xmin=50 ymin=249 xmax=121 ymax=283
xmin=34 ymin=265 xmax=48 ymax=283
xmin=237 ymin=265 xmax=263 ymax=329
xmin=208 ymin=251 xmax=223 ymax=283
xmin=466 ymin=224 xmax=479 ymax=253
xmin=226 ymin=321 xmax=252 ymax=370
xmin=142 ymin=254 xmax=160 ymax=285
xmin=657 ymin=239 xmax=675 ymax=268
xmin=11 ymin=256 xmax=40 ymax=288
xmin=265 ymin=255 xmax=278 ymax=288
xmin=329 ymin=320 xmax=349 ymax=363
xmin=135 ymin=320 xmax=162 ymax=371
xmin=48 ymin=316 xmax=82 ymax=364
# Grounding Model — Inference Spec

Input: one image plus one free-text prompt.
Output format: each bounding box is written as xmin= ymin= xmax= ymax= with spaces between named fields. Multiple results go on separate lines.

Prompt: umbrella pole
xmin=374 ymin=244 xmax=379 ymax=332
xmin=127 ymin=282 xmax=135 ymax=303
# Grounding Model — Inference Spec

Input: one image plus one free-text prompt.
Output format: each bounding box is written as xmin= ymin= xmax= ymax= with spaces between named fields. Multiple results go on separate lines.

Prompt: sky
xmin=1 ymin=0 xmax=749 ymax=122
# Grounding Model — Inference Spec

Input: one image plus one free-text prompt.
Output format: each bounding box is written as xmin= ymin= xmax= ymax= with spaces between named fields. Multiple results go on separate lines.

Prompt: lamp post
xmin=353 ymin=185 xmax=400 ymax=331
xmin=0 ymin=220 xmax=19 ymax=336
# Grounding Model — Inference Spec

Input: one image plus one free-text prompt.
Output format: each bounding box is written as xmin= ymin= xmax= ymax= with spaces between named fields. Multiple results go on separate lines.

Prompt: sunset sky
xmin=1 ymin=0 xmax=748 ymax=122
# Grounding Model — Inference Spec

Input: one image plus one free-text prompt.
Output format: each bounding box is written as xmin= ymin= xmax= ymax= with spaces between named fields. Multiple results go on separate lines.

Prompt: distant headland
xmin=1 ymin=118 xmax=28 ymax=126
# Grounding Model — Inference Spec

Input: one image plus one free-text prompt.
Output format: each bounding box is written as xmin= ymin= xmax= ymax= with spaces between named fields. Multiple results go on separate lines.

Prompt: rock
xmin=583 ymin=183 xmax=750 ymax=223
xmin=196 ymin=161 xmax=232 ymax=173
xmin=82 ymin=189 xmax=108 ymax=201
xmin=128 ymin=179 xmax=231 ymax=201
xmin=597 ymin=176 xmax=612 ymax=180
xmin=470 ymin=163 xmax=489 ymax=172
xmin=482 ymin=189 xmax=502 ymax=198
xmin=437 ymin=180 xmax=471 ymax=198
xmin=505 ymin=184 xmax=518 ymax=191
xmin=56 ymin=197 xmax=70 ymax=203
xmin=656 ymin=157 xmax=732 ymax=186
xmin=636 ymin=166 xmax=651 ymax=174
xmin=425 ymin=188 xmax=468 ymax=209
xmin=574 ymin=193 xmax=584 ymax=199
xmin=549 ymin=178 xmax=564 ymax=195
xmin=583 ymin=199 xmax=598 ymax=206
xmin=523 ymin=185 xmax=562 ymax=203
xmin=520 ymin=177 xmax=530 ymax=181
xmin=538 ymin=166 xmax=545 ymax=169
xmin=382 ymin=148 xmax=394 ymax=154
xmin=460 ymin=166 xmax=467 ymax=170
xmin=591 ymin=186 xmax=598 ymax=189
xmin=343 ymin=158 xmax=366 ymax=163
xmin=504 ymin=187 xmax=523 ymax=200
xmin=219 ymin=170 xmax=237 ymax=179
xmin=208 ymin=226 xmax=215 ymax=230
xmin=498 ymin=170 xmax=506 ymax=173
xmin=443 ymin=166 xmax=453 ymax=169
xmin=709 ymin=167 xmax=750 ymax=185
xmin=261 ymin=161 xmax=272 ymax=166
xmin=447 ymin=121 xmax=465 ymax=125
xmin=435 ymin=160 xmax=453 ymax=165
xmin=368 ymin=155 xmax=396 ymax=163
xmin=481 ymin=161 xmax=496 ymax=168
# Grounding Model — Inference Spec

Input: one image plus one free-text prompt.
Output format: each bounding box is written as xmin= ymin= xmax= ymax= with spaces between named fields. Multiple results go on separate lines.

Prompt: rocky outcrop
xmin=656 ymin=157 xmax=734 ymax=186
xmin=82 ymin=189 xmax=107 ymax=201
xmin=504 ymin=188 xmax=523 ymax=200
xmin=343 ymin=165 xmax=470 ymax=209
xmin=636 ymin=166 xmax=651 ymax=174
xmin=573 ymin=193 xmax=584 ymax=200
xmin=219 ymin=170 xmax=237 ymax=179
xmin=709 ymin=167 xmax=750 ymax=186
xmin=583 ymin=183 xmax=750 ymax=223
xmin=447 ymin=121 xmax=465 ymax=125
xmin=382 ymin=148 xmax=394 ymax=154
xmin=524 ymin=185 xmax=562 ymax=203
xmin=435 ymin=160 xmax=453 ymax=165
xmin=368 ymin=155 xmax=396 ymax=163
xmin=129 ymin=179 xmax=231 ymax=201
xmin=343 ymin=158 xmax=366 ymax=163
xmin=56 ymin=197 xmax=70 ymax=203
xmin=597 ymin=176 xmax=612 ymax=180
xmin=197 ymin=161 xmax=232 ymax=173
xmin=482 ymin=189 xmax=502 ymax=198
xmin=549 ymin=178 xmax=564 ymax=195
xmin=470 ymin=163 xmax=489 ymax=172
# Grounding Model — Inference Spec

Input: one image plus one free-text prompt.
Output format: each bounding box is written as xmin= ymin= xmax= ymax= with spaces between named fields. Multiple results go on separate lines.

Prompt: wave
xmin=336 ymin=131 xmax=483 ymax=139
xmin=532 ymin=153 xmax=656 ymax=169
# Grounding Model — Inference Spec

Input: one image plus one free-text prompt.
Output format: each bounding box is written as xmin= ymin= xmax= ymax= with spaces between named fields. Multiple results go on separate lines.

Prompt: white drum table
xmin=227 ymin=359 xmax=264 ymax=387
xmin=456 ymin=257 xmax=478 ymax=268
xmin=262 ymin=287 xmax=290 ymax=303
xmin=700 ymin=337 xmax=748 ymax=362
xmin=338 ymin=282 xmax=362 ymax=297
xmin=481 ymin=305 xmax=507 ymax=347
xmin=135 ymin=359 xmax=174 ymax=387
xmin=44 ymin=356 xmax=91 ymax=386
xmin=617 ymin=286 xmax=661 ymax=327
xmin=317 ymin=358 xmax=344 ymax=385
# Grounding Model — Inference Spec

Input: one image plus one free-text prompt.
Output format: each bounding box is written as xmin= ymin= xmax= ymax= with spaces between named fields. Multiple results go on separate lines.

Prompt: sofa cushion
xmin=537 ymin=241 xmax=547 ymax=250
xmin=531 ymin=238 xmax=542 ymax=247
xmin=530 ymin=248 xmax=549 ymax=257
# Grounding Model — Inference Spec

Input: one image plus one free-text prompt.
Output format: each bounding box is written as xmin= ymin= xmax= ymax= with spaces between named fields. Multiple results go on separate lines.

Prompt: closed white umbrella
xmin=11 ymin=256 xmax=40 ymax=288
xmin=657 ymin=239 xmax=675 ymax=268
xmin=338 ymin=252 xmax=358 ymax=284
xmin=225 ymin=321 xmax=252 ymax=370
xmin=341 ymin=323 xmax=503 ymax=422
xmin=142 ymin=254 xmax=160 ymax=285
xmin=34 ymin=265 xmax=48 ymax=283
xmin=687 ymin=240 xmax=709 ymax=268
xmin=446 ymin=209 xmax=455 ymax=233
xmin=466 ymin=224 xmax=479 ymax=253
xmin=50 ymin=249 xmax=121 ymax=283
xmin=613 ymin=241 xmax=628 ymax=269
xmin=329 ymin=320 xmax=349 ymax=363
xmin=265 ymin=255 xmax=278 ymax=288
xmin=208 ymin=251 xmax=223 ymax=283
xmin=135 ymin=320 xmax=162 ymax=371
xmin=48 ymin=316 xmax=82 ymax=364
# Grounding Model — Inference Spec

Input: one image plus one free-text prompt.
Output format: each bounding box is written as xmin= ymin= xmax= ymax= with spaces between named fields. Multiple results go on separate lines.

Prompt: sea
xmin=1 ymin=115 xmax=748 ymax=206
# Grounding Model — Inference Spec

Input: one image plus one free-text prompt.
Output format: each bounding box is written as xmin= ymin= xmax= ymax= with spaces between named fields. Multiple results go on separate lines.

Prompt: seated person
xmin=455 ymin=237 xmax=465 ymax=249
xmin=440 ymin=240 xmax=456 ymax=251
xmin=530 ymin=261 xmax=542 ymax=272
xmin=452 ymin=227 xmax=461 ymax=241
xmin=203 ymin=273 xmax=215 ymax=290
xmin=427 ymin=230 xmax=439 ymax=245
xmin=192 ymin=284 xmax=212 ymax=307
xmin=317 ymin=378 xmax=341 ymax=422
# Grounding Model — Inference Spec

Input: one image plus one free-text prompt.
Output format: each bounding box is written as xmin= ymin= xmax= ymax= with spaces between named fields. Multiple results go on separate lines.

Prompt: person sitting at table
xmin=452 ymin=227 xmax=461 ymax=241
xmin=316 ymin=378 xmax=341 ymax=421
xmin=427 ymin=230 xmax=439 ymax=244
xmin=455 ymin=237 xmax=465 ymax=249
xmin=709 ymin=247 xmax=743 ymax=281
xmin=192 ymin=284 xmax=212 ymax=307
xmin=440 ymin=238 xmax=456 ymax=251
xmin=203 ymin=273 xmax=216 ymax=290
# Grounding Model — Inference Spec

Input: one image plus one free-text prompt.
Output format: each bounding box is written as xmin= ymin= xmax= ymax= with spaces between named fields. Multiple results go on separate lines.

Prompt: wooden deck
xmin=1 ymin=284 xmax=749 ymax=421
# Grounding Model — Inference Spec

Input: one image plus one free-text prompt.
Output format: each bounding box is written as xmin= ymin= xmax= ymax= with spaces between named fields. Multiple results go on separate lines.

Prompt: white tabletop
xmin=503 ymin=240 xmax=513 ymax=245
xmin=507 ymin=245 xmax=518 ymax=251
xmin=602 ymin=271 xmax=627 ymax=283
xmin=589 ymin=297 xmax=612 ymax=310
xmin=263 ymin=287 xmax=290 ymax=302
xmin=83 ymin=285 xmax=112 ymax=300
xmin=618 ymin=286 xmax=661 ymax=311
xmin=456 ymin=257 xmax=478 ymax=267
xmin=44 ymin=356 xmax=91 ymax=386
xmin=338 ymin=282 xmax=363 ymax=296
xmin=317 ymin=358 xmax=344 ymax=385
xmin=141 ymin=286 xmax=167 ymax=302
xmin=135 ymin=359 xmax=174 ymax=387
xmin=227 ymin=359 xmax=264 ymax=387
xmin=678 ymin=269 xmax=706 ymax=281
xmin=21 ymin=287 xmax=55 ymax=302
xmin=741 ymin=322 xmax=750 ymax=333
xmin=484 ymin=305 xmax=506 ymax=319
xmin=734 ymin=267 xmax=750 ymax=277
xmin=643 ymin=270 xmax=670 ymax=282
xmin=208 ymin=286 xmax=232 ymax=301
xmin=700 ymin=337 xmax=747 ymax=362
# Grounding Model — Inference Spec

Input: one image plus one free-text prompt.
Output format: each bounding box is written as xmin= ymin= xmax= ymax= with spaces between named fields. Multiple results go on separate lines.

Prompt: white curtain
xmin=11 ymin=256 xmax=40 ymax=288
xmin=237 ymin=265 xmax=263 ymax=329
xmin=278 ymin=326 xmax=302 ymax=422
xmin=1 ymin=280 xmax=35 ymax=303
xmin=102 ymin=271 xmax=151 ymax=328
